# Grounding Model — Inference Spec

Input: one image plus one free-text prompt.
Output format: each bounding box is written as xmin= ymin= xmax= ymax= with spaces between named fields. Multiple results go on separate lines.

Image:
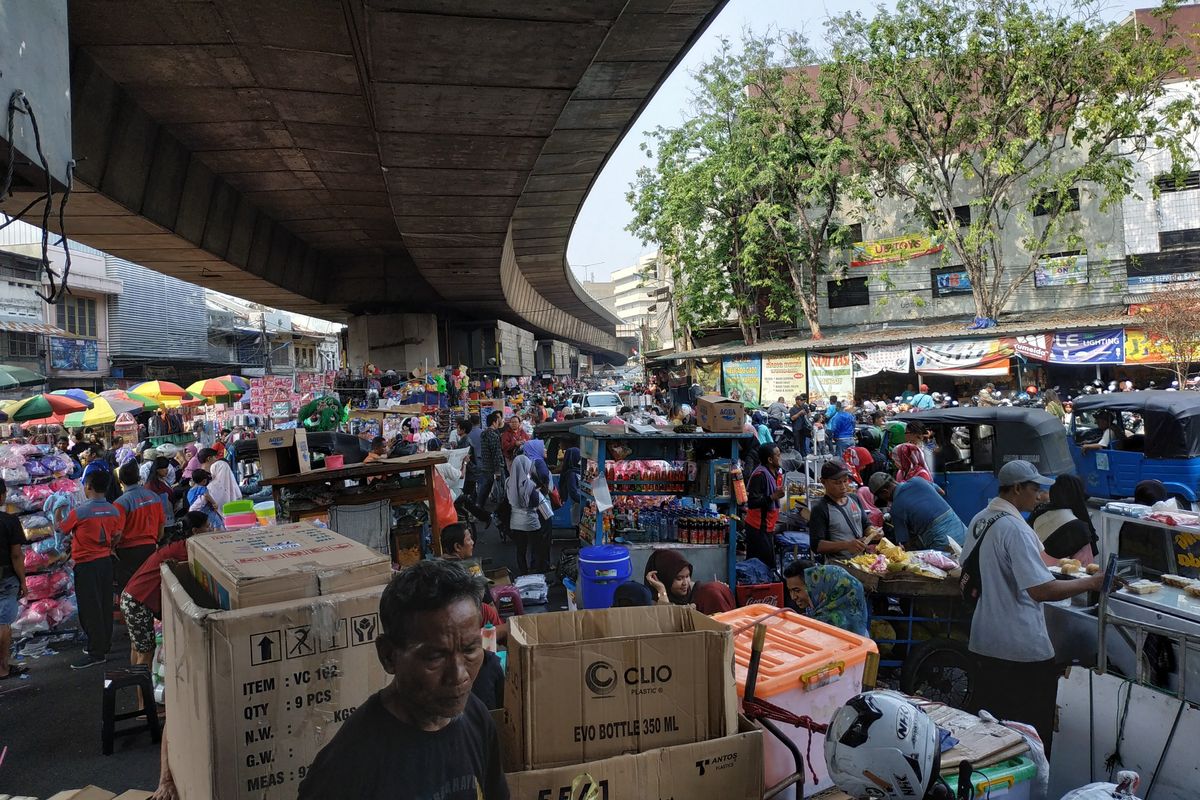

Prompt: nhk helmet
xmin=825 ymin=691 xmax=940 ymax=800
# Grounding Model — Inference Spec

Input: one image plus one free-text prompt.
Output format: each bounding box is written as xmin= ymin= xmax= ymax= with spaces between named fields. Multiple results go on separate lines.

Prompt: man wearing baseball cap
xmin=868 ymin=471 xmax=964 ymax=551
xmin=808 ymin=461 xmax=882 ymax=556
xmin=962 ymin=459 xmax=1104 ymax=752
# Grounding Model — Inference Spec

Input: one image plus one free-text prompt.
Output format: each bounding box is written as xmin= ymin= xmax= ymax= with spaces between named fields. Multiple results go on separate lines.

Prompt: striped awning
xmin=0 ymin=319 xmax=69 ymax=336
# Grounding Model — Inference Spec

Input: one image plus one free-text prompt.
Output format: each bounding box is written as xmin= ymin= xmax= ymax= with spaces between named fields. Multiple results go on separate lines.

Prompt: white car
xmin=573 ymin=391 xmax=622 ymax=418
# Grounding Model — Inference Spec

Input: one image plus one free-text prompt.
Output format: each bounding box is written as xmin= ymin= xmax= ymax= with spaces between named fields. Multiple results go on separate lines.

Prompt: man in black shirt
xmin=0 ymin=477 xmax=28 ymax=679
xmin=298 ymin=560 xmax=508 ymax=800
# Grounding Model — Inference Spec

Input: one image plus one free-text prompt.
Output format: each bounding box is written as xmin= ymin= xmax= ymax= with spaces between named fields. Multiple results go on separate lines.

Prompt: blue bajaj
xmin=896 ymin=407 xmax=1074 ymax=524
xmin=1070 ymin=391 xmax=1200 ymax=505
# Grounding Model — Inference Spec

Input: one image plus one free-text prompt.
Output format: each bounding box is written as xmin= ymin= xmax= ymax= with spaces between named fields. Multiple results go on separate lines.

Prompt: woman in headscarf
xmin=643 ymin=548 xmax=734 ymax=614
xmin=207 ymin=452 xmax=243 ymax=517
xmin=783 ymin=560 xmax=869 ymax=636
xmin=856 ymin=484 xmax=885 ymax=528
xmin=892 ymin=442 xmax=932 ymax=483
xmin=181 ymin=443 xmax=201 ymax=480
xmin=506 ymin=453 xmax=548 ymax=575
xmin=1028 ymin=474 xmax=1098 ymax=566
xmin=521 ymin=439 xmax=554 ymax=558
xmin=751 ymin=411 xmax=772 ymax=446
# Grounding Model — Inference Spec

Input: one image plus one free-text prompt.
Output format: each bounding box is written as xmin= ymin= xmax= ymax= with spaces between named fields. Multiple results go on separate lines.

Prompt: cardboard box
xmin=257 ymin=428 xmax=311 ymax=479
xmin=504 ymin=715 xmax=764 ymax=800
xmin=695 ymin=395 xmax=746 ymax=433
xmin=188 ymin=522 xmax=392 ymax=610
xmin=162 ymin=563 xmax=389 ymax=800
xmin=502 ymin=605 xmax=737 ymax=770
xmin=46 ymin=790 xmax=152 ymax=800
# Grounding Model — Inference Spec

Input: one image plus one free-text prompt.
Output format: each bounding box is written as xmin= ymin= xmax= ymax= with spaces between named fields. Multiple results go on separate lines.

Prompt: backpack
xmin=959 ymin=512 xmax=1006 ymax=607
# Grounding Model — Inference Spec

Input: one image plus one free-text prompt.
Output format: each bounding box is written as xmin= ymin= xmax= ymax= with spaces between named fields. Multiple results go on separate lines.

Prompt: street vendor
xmin=808 ymin=461 xmax=882 ymax=556
xmin=868 ymin=472 xmax=965 ymax=551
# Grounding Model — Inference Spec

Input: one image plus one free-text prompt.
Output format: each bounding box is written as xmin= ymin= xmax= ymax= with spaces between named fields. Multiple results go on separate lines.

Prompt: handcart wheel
xmin=900 ymin=637 xmax=977 ymax=709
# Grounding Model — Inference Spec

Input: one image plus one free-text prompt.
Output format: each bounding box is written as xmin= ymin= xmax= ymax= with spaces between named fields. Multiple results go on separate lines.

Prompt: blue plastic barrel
xmin=578 ymin=545 xmax=633 ymax=610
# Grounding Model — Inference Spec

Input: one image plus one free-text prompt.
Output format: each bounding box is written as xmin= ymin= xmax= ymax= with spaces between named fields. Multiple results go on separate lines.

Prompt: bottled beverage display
xmin=605 ymin=496 xmax=729 ymax=546
xmin=604 ymin=460 xmax=687 ymax=492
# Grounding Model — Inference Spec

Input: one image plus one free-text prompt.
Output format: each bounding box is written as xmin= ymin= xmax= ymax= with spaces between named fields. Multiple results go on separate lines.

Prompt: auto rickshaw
xmin=896 ymin=406 xmax=1074 ymax=524
xmin=1070 ymin=390 xmax=1200 ymax=504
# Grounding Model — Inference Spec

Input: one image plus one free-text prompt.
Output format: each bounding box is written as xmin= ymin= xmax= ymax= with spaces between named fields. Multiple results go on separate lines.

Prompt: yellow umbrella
xmin=130 ymin=380 xmax=188 ymax=399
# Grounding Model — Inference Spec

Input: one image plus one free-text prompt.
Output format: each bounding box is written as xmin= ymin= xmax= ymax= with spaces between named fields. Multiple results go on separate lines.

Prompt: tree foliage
xmin=1140 ymin=288 xmax=1200 ymax=386
xmin=828 ymin=0 xmax=1199 ymax=321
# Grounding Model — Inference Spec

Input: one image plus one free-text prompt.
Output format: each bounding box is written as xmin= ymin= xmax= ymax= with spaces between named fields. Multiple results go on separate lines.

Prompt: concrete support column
xmin=346 ymin=313 xmax=440 ymax=374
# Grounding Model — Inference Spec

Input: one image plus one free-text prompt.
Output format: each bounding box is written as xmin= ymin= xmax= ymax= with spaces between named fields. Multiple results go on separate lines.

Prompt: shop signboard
xmin=1127 ymin=271 xmax=1200 ymax=291
xmin=932 ymin=268 xmax=973 ymax=297
xmin=1014 ymin=334 xmax=1051 ymax=362
xmin=852 ymin=344 xmax=911 ymax=378
xmin=851 ymin=232 xmax=943 ymax=267
xmin=695 ymin=361 xmax=722 ymax=395
xmin=1124 ymin=328 xmax=1172 ymax=365
xmin=721 ymin=357 xmax=762 ymax=407
xmin=912 ymin=339 xmax=1014 ymax=376
xmin=1049 ymin=329 xmax=1125 ymax=364
xmin=49 ymin=336 xmax=98 ymax=371
xmin=760 ymin=355 xmax=807 ymax=400
xmin=806 ymin=352 xmax=853 ymax=403
xmin=1034 ymin=253 xmax=1089 ymax=287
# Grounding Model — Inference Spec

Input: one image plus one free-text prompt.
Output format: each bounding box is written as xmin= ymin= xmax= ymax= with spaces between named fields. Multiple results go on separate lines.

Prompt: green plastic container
xmin=943 ymin=755 xmax=1037 ymax=799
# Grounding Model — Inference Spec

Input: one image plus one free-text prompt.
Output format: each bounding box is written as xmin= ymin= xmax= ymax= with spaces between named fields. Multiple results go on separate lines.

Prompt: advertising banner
xmin=912 ymin=339 xmax=1014 ymax=376
xmin=933 ymin=268 xmax=973 ymax=297
xmin=721 ymin=357 xmax=762 ymax=407
xmin=761 ymin=355 xmax=807 ymax=401
xmin=1013 ymin=334 xmax=1051 ymax=362
xmin=852 ymin=344 xmax=911 ymax=378
xmin=49 ymin=337 xmax=98 ymax=371
xmin=1034 ymin=253 xmax=1088 ymax=287
xmin=1124 ymin=328 xmax=1172 ymax=365
xmin=807 ymin=352 xmax=853 ymax=402
xmin=694 ymin=361 xmax=722 ymax=396
xmin=852 ymin=232 xmax=943 ymax=267
xmin=1127 ymin=271 xmax=1200 ymax=291
xmin=1049 ymin=329 xmax=1125 ymax=364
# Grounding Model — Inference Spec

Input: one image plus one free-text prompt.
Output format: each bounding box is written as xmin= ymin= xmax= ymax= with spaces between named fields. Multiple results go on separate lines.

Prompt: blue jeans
xmin=835 ymin=437 xmax=855 ymax=457
xmin=0 ymin=575 xmax=19 ymax=625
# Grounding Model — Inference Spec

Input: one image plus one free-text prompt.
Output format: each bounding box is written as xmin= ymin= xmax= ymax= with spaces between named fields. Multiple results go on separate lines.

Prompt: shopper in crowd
xmin=187 ymin=469 xmax=223 ymax=531
xmin=783 ymin=559 xmax=868 ymax=636
xmin=808 ymin=461 xmax=878 ymax=556
xmin=892 ymin=441 xmax=932 ymax=483
xmin=828 ymin=402 xmax=857 ymax=457
xmin=120 ymin=511 xmax=211 ymax=667
xmin=856 ymin=483 xmax=885 ymax=528
xmin=558 ymin=447 xmax=583 ymax=527
xmin=297 ymin=560 xmax=508 ymax=800
xmin=812 ymin=416 xmax=828 ymax=455
xmin=643 ymin=548 xmax=734 ymax=614
xmin=441 ymin=522 xmax=476 ymax=561
xmin=137 ymin=447 xmax=160 ymax=483
xmin=477 ymin=410 xmax=504 ymax=511
xmin=62 ymin=470 xmax=123 ymax=669
xmin=205 ymin=446 xmax=241 ymax=516
xmin=145 ymin=456 xmax=177 ymax=524
xmin=506 ymin=454 xmax=548 ymax=575
xmin=57 ymin=436 xmax=82 ymax=478
xmin=113 ymin=461 xmax=167 ymax=590
xmin=1043 ymin=389 xmax=1065 ymax=423
xmin=364 ymin=436 xmax=388 ymax=465
xmin=751 ymin=411 xmax=772 ymax=446
xmin=789 ymin=394 xmax=811 ymax=456
xmin=745 ymin=443 xmax=784 ymax=569
xmin=909 ymin=384 xmax=935 ymax=411
xmin=963 ymin=460 xmax=1105 ymax=752
xmin=1028 ymin=474 xmax=1098 ymax=566
xmin=500 ymin=413 xmax=528 ymax=467
xmin=869 ymin=472 xmax=965 ymax=551
xmin=0 ymin=477 xmax=27 ymax=679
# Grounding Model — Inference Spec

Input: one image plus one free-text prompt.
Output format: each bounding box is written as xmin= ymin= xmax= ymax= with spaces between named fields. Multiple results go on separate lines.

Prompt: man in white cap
xmin=137 ymin=447 xmax=160 ymax=484
xmin=962 ymin=460 xmax=1104 ymax=752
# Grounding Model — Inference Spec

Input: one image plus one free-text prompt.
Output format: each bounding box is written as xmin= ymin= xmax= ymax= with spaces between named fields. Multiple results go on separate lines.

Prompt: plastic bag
xmin=910 ymin=550 xmax=959 ymax=571
xmin=23 ymin=483 xmax=53 ymax=504
xmin=23 ymin=459 xmax=49 ymax=479
xmin=24 ymin=568 xmax=71 ymax=601
xmin=5 ymin=488 xmax=35 ymax=511
xmin=49 ymin=477 xmax=81 ymax=495
xmin=21 ymin=513 xmax=53 ymax=541
xmin=1060 ymin=771 xmax=1141 ymax=799
xmin=11 ymin=604 xmax=49 ymax=639
xmin=432 ymin=470 xmax=458 ymax=530
xmin=1 ymin=465 xmax=30 ymax=486
xmin=23 ymin=549 xmax=52 ymax=573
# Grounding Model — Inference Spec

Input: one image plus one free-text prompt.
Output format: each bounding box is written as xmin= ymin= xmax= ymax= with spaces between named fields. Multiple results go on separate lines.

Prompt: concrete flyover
xmin=0 ymin=0 xmax=727 ymax=364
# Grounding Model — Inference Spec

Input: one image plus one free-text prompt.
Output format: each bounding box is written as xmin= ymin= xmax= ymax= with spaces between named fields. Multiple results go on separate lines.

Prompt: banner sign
xmin=1049 ymin=329 xmax=1125 ymax=364
xmin=852 ymin=232 xmax=943 ymax=267
xmin=1013 ymin=335 xmax=1051 ymax=362
xmin=761 ymin=355 xmax=807 ymax=401
xmin=807 ymin=352 xmax=853 ymax=403
xmin=249 ymin=376 xmax=296 ymax=417
xmin=721 ymin=357 xmax=762 ymax=407
xmin=1128 ymin=271 xmax=1200 ymax=291
xmin=695 ymin=361 xmax=722 ymax=396
xmin=912 ymin=339 xmax=1014 ymax=376
xmin=50 ymin=337 xmax=98 ymax=372
xmin=852 ymin=344 xmax=911 ymax=378
xmin=296 ymin=371 xmax=336 ymax=393
xmin=933 ymin=268 xmax=973 ymax=297
xmin=1034 ymin=253 xmax=1088 ymax=287
xmin=1124 ymin=328 xmax=1172 ymax=365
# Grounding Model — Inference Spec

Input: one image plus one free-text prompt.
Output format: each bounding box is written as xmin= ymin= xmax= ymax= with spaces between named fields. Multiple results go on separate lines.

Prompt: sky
xmin=566 ymin=0 xmax=1150 ymax=282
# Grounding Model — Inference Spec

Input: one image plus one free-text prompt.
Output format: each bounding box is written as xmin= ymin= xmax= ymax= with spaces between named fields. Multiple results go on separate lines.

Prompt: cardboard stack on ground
xmin=499 ymin=604 xmax=764 ymax=798
xmin=164 ymin=524 xmax=391 ymax=800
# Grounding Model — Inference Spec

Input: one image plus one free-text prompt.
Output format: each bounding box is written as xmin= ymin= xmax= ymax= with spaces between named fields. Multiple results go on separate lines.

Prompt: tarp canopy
xmin=897 ymin=406 xmax=1074 ymax=475
xmin=1072 ymin=391 xmax=1200 ymax=459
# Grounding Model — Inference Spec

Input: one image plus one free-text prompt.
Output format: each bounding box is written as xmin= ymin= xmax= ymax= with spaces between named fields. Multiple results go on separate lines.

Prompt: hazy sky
xmin=566 ymin=0 xmax=1149 ymax=282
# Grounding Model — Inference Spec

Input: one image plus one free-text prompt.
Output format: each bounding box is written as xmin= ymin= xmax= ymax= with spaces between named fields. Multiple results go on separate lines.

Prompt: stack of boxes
xmin=498 ymin=604 xmax=766 ymax=798
xmin=160 ymin=522 xmax=392 ymax=799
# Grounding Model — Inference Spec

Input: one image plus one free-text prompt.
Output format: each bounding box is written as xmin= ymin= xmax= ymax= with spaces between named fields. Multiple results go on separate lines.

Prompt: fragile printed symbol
xmin=286 ymin=624 xmax=316 ymax=659
xmin=351 ymin=613 xmax=378 ymax=645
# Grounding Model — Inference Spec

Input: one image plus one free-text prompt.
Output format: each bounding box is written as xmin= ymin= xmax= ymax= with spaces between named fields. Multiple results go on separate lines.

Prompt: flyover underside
xmin=1 ymin=0 xmax=727 ymax=362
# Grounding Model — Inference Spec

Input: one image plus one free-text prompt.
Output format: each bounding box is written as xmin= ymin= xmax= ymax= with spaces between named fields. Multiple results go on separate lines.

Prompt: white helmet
xmin=825 ymin=691 xmax=940 ymax=800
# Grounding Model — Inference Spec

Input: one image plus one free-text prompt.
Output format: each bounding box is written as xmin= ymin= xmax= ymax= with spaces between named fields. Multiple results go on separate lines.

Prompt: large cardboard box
xmin=502 ymin=605 xmax=737 ymax=770
xmin=504 ymin=715 xmax=764 ymax=800
xmin=188 ymin=522 xmax=392 ymax=609
xmin=257 ymin=428 xmax=311 ymax=479
xmin=696 ymin=395 xmax=746 ymax=433
xmin=162 ymin=563 xmax=389 ymax=800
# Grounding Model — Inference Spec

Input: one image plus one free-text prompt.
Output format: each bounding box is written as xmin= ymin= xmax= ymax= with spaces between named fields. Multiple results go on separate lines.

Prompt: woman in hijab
xmin=783 ymin=559 xmax=869 ymax=636
xmin=521 ymin=439 xmax=554 ymax=557
xmin=856 ymin=485 xmax=885 ymax=528
xmin=892 ymin=442 xmax=932 ymax=482
xmin=643 ymin=548 xmax=734 ymax=614
xmin=181 ymin=443 xmax=201 ymax=480
xmin=1028 ymin=474 xmax=1098 ymax=566
xmin=506 ymin=453 xmax=548 ymax=575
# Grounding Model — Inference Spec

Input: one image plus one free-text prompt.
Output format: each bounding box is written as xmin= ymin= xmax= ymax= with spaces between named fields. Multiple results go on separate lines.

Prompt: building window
xmin=6 ymin=332 xmax=39 ymax=358
xmin=1032 ymin=188 xmax=1080 ymax=217
xmin=295 ymin=345 xmax=317 ymax=370
xmin=1161 ymin=228 xmax=1200 ymax=250
xmin=1155 ymin=170 xmax=1200 ymax=194
xmin=837 ymin=222 xmax=864 ymax=244
xmin=55 ymin=296 xmax=97 ymax=338
xmin=827 ymin=276 xmax=870 ymax=309
xmin=945 ymin=204 xmax=971 ymax=227
xmin=271 ymin=342 xmax=290 ymax=367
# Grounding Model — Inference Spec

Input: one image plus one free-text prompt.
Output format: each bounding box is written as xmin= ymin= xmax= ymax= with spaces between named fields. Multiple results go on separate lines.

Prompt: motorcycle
xmin=767 ymin=417 xmax=794 ymax=451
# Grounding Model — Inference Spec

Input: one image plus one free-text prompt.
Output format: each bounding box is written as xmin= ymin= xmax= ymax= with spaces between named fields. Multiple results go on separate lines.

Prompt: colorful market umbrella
xmin=8 ymin=393 xmax=90 ymax=422
xmin=187 ymin=378 xmax=244 ymax=398
xmin=51 ymin=388 xmax=100 ymax=405
xmin=63 ymin=396 xmax=142 ymax=427
xmin=100 ymin=389 xmax=162 ymax=412
xmin=130 ymin=380 xmax=188 ymax=399
xmin=212 ymin=374 xmax=250 ymax=391
xmin=0 ymin=364 xmax=46 ymax=390
xmin=160 ymin=391 xmax=207 ymax=409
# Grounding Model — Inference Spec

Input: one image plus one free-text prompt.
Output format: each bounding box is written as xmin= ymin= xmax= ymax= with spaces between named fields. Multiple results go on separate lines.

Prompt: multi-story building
xmin=107 ymin=255 xmax=210 ymax=383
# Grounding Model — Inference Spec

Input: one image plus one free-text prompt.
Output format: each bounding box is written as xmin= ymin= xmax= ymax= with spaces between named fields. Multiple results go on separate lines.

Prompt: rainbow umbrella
xmin=212 ymin=374 xmax=250 ymax=391
xmin=8 ymin=393 xmax=90 ymax=422
xmin=187 ymin=378 xmax=244 ymax=399
xmin=63 ymin=396 xmax=142 ymax=427
xmin=130 ymin=380 xmax=188 ymax=399
xmin=161 ymin=391 xmax=207 ymax=409
xmin=51 ymin=389 xmax=100 ymax=405
xmin=100 ymin=389 xmax=161 ymax=412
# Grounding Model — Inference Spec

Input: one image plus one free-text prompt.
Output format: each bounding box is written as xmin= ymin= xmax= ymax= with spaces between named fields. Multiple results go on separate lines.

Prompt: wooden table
xmin=261 ymin=453 xmax=448 ymax=555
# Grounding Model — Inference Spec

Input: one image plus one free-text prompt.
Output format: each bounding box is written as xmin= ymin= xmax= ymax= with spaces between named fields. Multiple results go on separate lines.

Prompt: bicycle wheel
xmin=900 ymin=637 xmax=977 ymax=709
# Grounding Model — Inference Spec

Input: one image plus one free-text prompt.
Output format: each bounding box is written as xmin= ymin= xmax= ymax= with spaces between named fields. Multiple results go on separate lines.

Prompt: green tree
xmin=829 ymin=0 xmax=1199 ymax=321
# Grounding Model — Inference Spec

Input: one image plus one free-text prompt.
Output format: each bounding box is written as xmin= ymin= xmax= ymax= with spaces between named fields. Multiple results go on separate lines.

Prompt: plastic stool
xmin=101 ymin=666 xmax=161 ymax=755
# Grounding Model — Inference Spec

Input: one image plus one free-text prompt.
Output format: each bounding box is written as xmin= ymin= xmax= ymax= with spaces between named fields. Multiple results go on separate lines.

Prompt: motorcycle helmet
xmin=825 ymin=690 xmax=940 ymax=800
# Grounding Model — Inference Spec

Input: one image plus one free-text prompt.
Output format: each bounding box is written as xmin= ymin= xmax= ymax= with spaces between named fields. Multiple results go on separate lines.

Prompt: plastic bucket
xmin=578 ymin=544 xmax=632 ymax=610
xmin=323 ymin=453 xmax=345 ymax=470
xmin=254 ymin=501 xmax=277 ymax=525
xmin=225 ymin=512 xmax=259 ymax=528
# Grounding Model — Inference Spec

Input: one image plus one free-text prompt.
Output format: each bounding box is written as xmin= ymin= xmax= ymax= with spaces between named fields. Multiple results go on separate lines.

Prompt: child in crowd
xmin=187 ymin=469 xmax=223 ymax=531
xmin=813 ymin=417 xmax=828 ymax=455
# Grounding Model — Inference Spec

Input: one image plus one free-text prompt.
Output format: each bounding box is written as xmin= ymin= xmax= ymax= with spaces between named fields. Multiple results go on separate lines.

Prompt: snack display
xmin=1059 ymin=558 xmax=1082 ymax=572
xmin=1185 ymin=584 xmax=1200 ymax=599
xmin=1162 ymin=574 xmax=1193 ymax=589
xmin=1124 ymin=579 xmax=1163 ymax=595
xmin=1085 ymin=563 xmax=1101 ymax=575
xmin=847 ymin=537 xmax=958 ymax=579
